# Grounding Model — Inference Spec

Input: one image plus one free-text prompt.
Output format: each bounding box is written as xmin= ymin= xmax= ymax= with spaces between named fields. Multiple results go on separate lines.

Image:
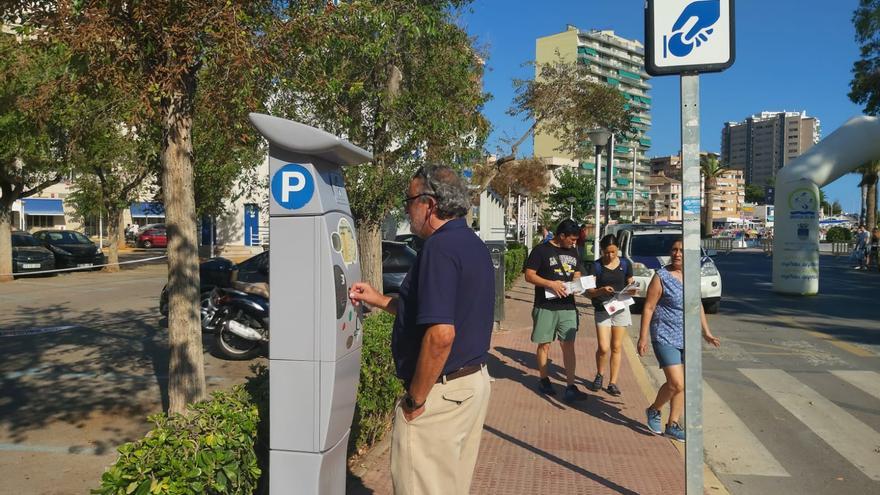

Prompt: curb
xmin=621 ymin=333 xmax=731 ymax=495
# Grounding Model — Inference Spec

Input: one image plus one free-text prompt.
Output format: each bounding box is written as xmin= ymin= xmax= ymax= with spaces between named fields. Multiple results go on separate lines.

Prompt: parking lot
xmin=0 ymin=262 xmax=264 ymax=494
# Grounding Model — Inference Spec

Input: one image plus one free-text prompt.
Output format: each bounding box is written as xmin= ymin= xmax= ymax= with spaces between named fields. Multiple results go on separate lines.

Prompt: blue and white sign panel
xmin=645 ymin=0 xmax=735 ymax=76
xmin=271 ymin=163 xmax=315 ymax=210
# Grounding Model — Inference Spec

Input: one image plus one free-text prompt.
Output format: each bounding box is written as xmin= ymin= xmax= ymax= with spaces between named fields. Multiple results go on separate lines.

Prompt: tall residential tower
xmin=535 ymin=25 xmax=653 ymax=222
xmin=721 ymin=111 xmax=820 ymax=186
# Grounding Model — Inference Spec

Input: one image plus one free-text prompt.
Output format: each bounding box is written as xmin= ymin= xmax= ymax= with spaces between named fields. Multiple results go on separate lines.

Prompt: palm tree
xmin=700 ymin=154 xmax=727 ymax=238
xmin=856 ymin=159 xmax=880 ymax=229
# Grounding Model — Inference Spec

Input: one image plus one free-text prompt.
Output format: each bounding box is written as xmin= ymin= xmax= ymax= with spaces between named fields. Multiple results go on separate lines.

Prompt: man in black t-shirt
xmin=523 ymin=219 xmax=587 ymax=401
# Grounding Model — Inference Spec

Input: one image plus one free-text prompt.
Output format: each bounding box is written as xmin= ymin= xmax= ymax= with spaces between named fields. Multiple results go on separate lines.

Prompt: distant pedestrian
xmin=637 ymin=238 xmax=720 ymax=442
xmin=349 ymin=164 xmax=493 ymax=495
xmin=585 ymin=234 xmax=636 ymax=397
xmin=576 ymin=224 xmax=588 ymax=261
xmin=524 ymin=219 xmax=587 ymax=402
xmin=870 ymin=227 xmax=880 ymax=271
xmin=539 ymin=225 xmax=554 ymax=244
xmin=854 ymin=225 xmax=869 ymax=270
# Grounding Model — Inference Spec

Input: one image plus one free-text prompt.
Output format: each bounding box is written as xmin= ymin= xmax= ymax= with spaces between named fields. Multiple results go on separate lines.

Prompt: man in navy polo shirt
xmin=349 ymin=164 xmax=494 ymax=495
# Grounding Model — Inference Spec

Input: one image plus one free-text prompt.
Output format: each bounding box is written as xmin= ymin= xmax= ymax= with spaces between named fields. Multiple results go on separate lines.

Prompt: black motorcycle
xmin=208 ymin=283 xmax=269 ymax=360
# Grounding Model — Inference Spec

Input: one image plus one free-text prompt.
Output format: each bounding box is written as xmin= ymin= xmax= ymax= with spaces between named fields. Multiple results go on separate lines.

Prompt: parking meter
xmin=248 ymin=113 xmax=373 ymax=494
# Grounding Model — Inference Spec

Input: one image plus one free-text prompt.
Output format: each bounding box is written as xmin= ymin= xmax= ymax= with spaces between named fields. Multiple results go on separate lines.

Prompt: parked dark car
xmin=137 ymin=227 xmax=167 ymax=248
xmin=159 ymin=251 xmax=268 ymax=320
xmin=32 ymin=230 xmax=105 ymax=270
xmin=382 ymin=240 xmax=417 ymax=294
xmin=394 ymin=233 xmax=423 ymax=252
xmin=159 ymin=241 xmax=417 ymax=319
xmin=11 ymin=231 xmax=55 ymax=275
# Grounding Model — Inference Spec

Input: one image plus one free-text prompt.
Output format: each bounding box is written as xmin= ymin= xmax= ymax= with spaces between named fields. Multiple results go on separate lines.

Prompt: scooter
xmin=208 ymin=283 xmax=269 ymax=360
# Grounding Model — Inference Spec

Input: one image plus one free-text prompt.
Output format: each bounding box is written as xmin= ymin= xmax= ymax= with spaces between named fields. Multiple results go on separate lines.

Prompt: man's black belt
xmin=437 ymin=364 xmax=483 ymax=384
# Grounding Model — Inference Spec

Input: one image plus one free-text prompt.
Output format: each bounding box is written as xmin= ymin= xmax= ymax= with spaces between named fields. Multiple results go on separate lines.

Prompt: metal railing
xmin=701 ymin=237 xmax=735 ymax=253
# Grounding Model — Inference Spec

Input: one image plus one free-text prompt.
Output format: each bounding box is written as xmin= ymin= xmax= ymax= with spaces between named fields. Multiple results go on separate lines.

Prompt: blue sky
xmin=459 ymin=0 xmax=867 ymax=213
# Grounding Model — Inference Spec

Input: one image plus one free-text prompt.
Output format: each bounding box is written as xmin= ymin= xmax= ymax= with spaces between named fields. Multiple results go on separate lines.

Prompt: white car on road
xmin=614 ymin=226 xmax=722 ymax=313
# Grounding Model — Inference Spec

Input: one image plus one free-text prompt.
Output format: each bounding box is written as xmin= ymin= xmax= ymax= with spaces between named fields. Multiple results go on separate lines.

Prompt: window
xmin=28 ymin=215 xmax=56 ymax=229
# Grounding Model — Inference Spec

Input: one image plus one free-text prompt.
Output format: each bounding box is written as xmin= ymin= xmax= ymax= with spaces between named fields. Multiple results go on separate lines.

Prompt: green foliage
xmin=745 ymin=184 xmax=765 ymax=204
xmin=547 ymin=168 xmax=595 ymax=223
xmin=850 ymin=0 xmax=880 ymax=114
xmin=826 ymin=226 xmax=853 ymax=243
xmin=351 ymin=311 xmax=404 ymax=454
xmin=274 ymin=0 xmax=488 ymax=228
xmin=92 ymin=386 xmax=262 ymax=495
xmin=504 ymin=243 xmax=527 ymax=290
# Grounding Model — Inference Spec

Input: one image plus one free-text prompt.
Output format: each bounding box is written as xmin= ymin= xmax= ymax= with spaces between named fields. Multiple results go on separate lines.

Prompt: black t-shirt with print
xmin=589 ymin=259 xmax=633 ymax=310
xmin=524 ymin=242 xmax=584 ymax=310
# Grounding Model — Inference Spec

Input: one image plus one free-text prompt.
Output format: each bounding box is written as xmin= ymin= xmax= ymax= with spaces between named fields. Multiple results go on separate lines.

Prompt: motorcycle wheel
xmin=200 ymin=291 xmax=218 ymax=332
xmin=213 ymin=310 xmax=263 ymax=360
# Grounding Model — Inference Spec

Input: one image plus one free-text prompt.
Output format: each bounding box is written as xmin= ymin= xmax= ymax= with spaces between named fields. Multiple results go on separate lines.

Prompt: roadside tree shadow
xmin=0 ymin=302 xmax=221 ymax=448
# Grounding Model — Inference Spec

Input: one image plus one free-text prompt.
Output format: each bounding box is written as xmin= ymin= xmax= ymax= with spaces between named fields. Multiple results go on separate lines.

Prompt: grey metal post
xmin=593 ymin=146 xmax=603 ymax=259
xmin=632 ymin=144 xmax=637 ymax=222
xmin=604 ymin=134 xmax=615 ymax=228
xmin=680 ymin=74 xmax=703 ymax=494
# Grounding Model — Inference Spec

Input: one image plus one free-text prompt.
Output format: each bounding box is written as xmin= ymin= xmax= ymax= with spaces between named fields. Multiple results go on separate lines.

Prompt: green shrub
xmin=351 ymin=311 xmax=403 ymax=454
xmin=825 ymin=226 xmax=852 ymax=243
xmin=504 ymin=244 xmax=528 ymax=290
xmin=93 ymin=386 xmax=262 ymax=495
xmin=95 ymin=314 xmax=405 ymax=493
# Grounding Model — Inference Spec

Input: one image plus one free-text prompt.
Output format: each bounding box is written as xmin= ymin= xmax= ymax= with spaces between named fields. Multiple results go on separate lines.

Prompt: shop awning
xmin=130 ymin=202 xmax=166 ymax=218
xmin=22 ymin=198 xmax=64 ymax=216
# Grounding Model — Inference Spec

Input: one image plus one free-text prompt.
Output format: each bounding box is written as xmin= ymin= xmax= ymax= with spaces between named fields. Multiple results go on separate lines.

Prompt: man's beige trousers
xmin=391 ymin=366 xmax=492 ymax=495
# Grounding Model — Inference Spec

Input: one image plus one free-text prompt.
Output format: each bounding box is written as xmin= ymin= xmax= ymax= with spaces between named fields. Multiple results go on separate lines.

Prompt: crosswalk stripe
xmin=703 ymin=382 xmax=790 ymax=477
xmin=831 ymin=370 xmax=880 ymax=401
xmin=740 ymin=368 xmax=880 ymax=481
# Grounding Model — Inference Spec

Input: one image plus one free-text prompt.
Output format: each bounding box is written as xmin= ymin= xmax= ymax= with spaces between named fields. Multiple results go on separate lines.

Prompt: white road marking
xmin=831 ymin=370 xmax=880 ymax=401
xmin=703 ymin=382 xmax=790 ymax=477
xmin=741 ymin=368 xmax=880 ymax=481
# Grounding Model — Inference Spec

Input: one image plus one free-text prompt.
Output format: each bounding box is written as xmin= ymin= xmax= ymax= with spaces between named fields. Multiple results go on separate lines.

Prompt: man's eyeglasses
xmin=401 ymin=193 xmax=435 ymax=208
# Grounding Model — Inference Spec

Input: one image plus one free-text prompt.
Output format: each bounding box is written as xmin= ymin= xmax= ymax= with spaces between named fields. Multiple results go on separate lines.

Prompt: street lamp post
xmin=587 ymin=128 xmax=611 ymax=260
xmin=604 ymin=134 xmax=615 ymax=227
xmin=567 ymin=196 xmax=575 ymax=220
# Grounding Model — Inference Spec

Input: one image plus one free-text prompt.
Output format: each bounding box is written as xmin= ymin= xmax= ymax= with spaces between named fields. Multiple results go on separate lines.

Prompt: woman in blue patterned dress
xmin=637 ymin=238 xmax=720 ymax=442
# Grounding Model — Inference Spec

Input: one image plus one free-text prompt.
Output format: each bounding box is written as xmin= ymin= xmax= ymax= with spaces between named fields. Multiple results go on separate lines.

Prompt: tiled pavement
xmin=350 ymin=278 xmax=687 ymax=494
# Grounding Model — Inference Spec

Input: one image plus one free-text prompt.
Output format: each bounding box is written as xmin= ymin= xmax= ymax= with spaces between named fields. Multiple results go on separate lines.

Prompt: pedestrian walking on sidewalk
xmin=637 ymin=238 xmax=720 ymax=442
xmin=349 ymin=164 xmax=494 ymax=495
xmin=523 ymin=219 xmax=588 ymax=402
xmin=585 ymin=234 xmax=637 ymax=397
xmin=854 ymin=225 xmax=869 ymax=270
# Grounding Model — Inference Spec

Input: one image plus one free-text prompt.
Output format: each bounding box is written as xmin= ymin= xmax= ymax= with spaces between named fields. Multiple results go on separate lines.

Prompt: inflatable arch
xmin=773 ymin=116 xmax=880 ymax=295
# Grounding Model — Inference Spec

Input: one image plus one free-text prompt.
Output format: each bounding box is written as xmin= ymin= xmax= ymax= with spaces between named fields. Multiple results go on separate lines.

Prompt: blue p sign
xmin=272 ymin=163 xmax=315 ymax=210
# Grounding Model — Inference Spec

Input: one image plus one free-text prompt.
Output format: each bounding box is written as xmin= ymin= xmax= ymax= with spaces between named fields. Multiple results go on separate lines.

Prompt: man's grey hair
xmin=412 ymin=164 xmax=470 ymax=220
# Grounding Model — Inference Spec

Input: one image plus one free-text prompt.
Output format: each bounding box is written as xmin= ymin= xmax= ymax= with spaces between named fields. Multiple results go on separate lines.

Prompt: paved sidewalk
xmin=350 ymin=278 xmax=686 ymax=494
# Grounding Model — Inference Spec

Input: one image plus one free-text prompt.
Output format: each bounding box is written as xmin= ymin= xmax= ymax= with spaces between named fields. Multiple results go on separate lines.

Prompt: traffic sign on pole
xmin=645 ymin=2 xmax=735 ymax=493
xmin=645 ymin=0 xmax=735 ymax=76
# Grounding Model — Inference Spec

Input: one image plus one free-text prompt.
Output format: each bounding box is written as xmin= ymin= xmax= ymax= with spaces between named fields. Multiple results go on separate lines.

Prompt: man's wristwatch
xmin=404 ymin=393 xmax=425 ymax=410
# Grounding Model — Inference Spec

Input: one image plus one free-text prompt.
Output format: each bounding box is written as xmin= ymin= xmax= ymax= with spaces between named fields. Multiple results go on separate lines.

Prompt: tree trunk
xmin=0 ymin=208 xmax=13 ymax=283
xmin=103 ymin=207 xmax=121 ymax=273
xmin=703 ymin=178 xmax=715 ymax=238
xmin=358 ymin=222 xmax=383 ymax=294
xmin=162 ymin=94 xmax=206 ymax=415
xmin=117 ymin=212 xmax=127 ymax=248
xmin=867 ymin=179 xmax=877 ymax=230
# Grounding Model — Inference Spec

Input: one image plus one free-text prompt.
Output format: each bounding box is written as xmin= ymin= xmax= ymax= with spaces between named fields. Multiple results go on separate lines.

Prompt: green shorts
xmin=531 ymin=308 xmax=579 ymax=344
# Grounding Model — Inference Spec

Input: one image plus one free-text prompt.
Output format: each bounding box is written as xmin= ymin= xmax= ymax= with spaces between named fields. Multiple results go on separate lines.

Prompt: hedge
xmin=350 ymin=311 xmax=404 ymax=454
xmin=94 ymin=312 xmax=401 ymax=494
xmin=504 ymin=243 xmax=528 ymax=290
xmin=92 ymin=386 xmax=262 ymax=495
xmin=825 ymin=226 xmax=852 ymax=243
